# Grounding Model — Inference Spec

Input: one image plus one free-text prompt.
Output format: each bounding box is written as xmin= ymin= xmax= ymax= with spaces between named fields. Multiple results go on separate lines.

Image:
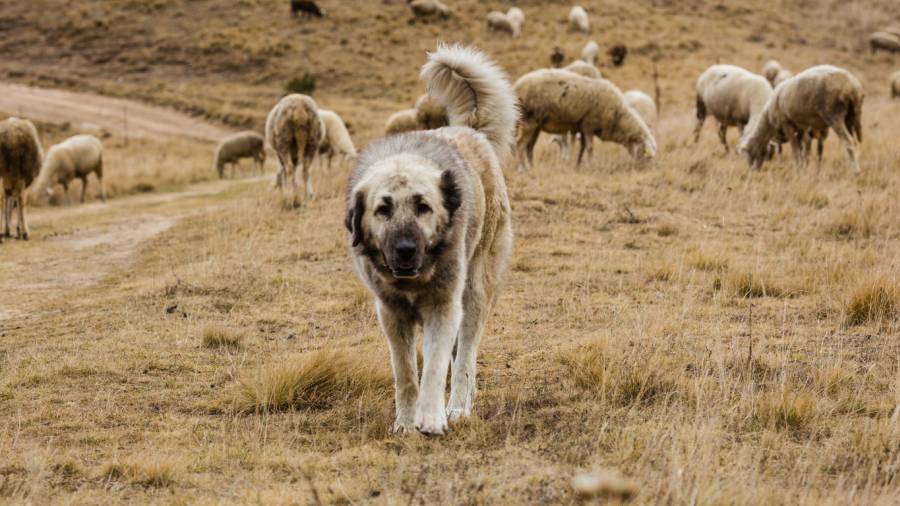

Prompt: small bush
xmin=201 ymin=325 xmax=245 ymax=350
xmin=285 ymin=73 xmax=316 ymax=95
xmin=844 ymin=279 xmax=898 ymax=326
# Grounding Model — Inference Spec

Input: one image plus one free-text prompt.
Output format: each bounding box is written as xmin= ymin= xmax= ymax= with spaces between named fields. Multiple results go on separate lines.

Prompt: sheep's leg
xmin=816 ymin=131 xmax=827 ymax=169
xmin=16 ymin=190 xmax=27 ymax=240
xmin=693 ymin=109 xmax=706 ymax=144
xmin=302 ymin=149 xmax=316 ymax=200
xmin=80 ymin=176 xmax=88 ymax=204
xmin=717 ymin=124 xmax=729 ymax=153
xmin=575 ymin=129 xmax=592 ymax=169
xmin=828 ymin=117 xmax=860 ymax=173
xmin=516 ymin=124 xmax=539 ymax=172
xmin=788 ymin=129 xmax=805 ymax=168
xmin=62 ymin=183 xmax=71 ymax=206
xmin=1 ymin=191 xmax=8 ymax=240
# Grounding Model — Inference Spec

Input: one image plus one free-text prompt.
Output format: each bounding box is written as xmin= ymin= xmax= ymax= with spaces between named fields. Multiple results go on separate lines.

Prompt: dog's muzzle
xmin=389 ymin=237 xmax=421 ymax=278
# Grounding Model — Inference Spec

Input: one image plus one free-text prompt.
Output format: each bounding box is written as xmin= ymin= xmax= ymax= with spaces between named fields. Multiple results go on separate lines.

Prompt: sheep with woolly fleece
xmin=213 ymin=131 xmax=265 ymax=178
xmin=414 ymin=94 xmax=449 ymax=130
xmin=316 ymin=109 xmax=356 ymax=168
xmin=762 ymin=59 xmax=783 ymax=85
xmin=384 ymin=109 xmax=418 ymax=135
xmin=410 ymin=0 xmax=450 ymax=19
xmin=568 ymin=6 xmax=589 ymax=33
xmin=0 ymin=117 xmax=42 ymax=241
xmin=693 ymin=64 xmax=772 ymax=152
xmin=514 ymin=68 xmax=656 ymax=170
xmin=623 ymin=90 xmax=657 ymax=129
xmin=563 ymin=60 xmax=602 ymax=79
xmin=892 ymin=70 xmax=900 ymax=99
xmin=870 ymin=32 xmax=900 ymax=54
xmin=35 ymin=134 xmax=105 ymax=206
xmin=486 ymin=11 xmax=519 ymax=37
xmin=507 ymin=7 xmax=524 ymax=26
xmin=772 ymin=68 xmax=794 ymax=88
xmin=581 ymin=40 xmax=600 ymax=65
xmin=265 ymin=93 xmax=322 ymax=205
xmin=740 ymin=65 xmax=863 ymax=172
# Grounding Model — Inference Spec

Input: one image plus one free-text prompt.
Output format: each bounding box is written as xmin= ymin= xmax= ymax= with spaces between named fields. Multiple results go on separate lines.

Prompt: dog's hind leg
xmin=416 ymin=297 xmax=463 ymax=435
xmin=376 ymin=301 xmax=418 ymax=434
xmin=447 ymin=260 xmax=486 ymax=422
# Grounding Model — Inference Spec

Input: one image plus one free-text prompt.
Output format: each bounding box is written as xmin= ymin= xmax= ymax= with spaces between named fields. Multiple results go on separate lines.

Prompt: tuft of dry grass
xmin=752 ymin=389 xmax=820 ymax=435
xmin=571 ymin=469 xmax=638 ymax=501
xmin=200 ymin=324 xmax=245 ymax=349
xmin=723 ymin=271 xmax=792 ymax=298
xmin=98 ymin=460 xmax=177 ymax=488
xmin=844 ymin=278 xmax=899 ymax=326
xmin=230 ymin=349 xmax=392 ymax=413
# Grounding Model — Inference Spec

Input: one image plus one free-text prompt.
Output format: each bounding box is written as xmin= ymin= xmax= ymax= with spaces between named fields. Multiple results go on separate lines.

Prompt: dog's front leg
xmin=416 ymin=299 xmax=463 ymax=435
xmin=375 ymin=300 xmax=418 ymax=433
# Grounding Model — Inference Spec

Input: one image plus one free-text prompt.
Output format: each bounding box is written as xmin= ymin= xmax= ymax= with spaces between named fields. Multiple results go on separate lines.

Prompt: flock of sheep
xmin=0 ymin=3 xmax=898 ymax=242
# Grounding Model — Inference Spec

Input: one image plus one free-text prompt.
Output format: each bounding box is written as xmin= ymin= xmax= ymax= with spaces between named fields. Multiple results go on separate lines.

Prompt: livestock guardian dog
xmin=345 ymin=44 xmax=516 ymax=435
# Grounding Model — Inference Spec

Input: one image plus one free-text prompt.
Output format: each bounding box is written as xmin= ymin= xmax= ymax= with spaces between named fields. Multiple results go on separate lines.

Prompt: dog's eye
xmin=375 ymin=205 xmax=392 ymax=218
xmin=416 ymin=203 xmax=432 ymax=215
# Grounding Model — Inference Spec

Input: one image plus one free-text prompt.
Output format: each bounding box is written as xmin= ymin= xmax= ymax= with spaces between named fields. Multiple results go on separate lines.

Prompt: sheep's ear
xmin=440 ymin=170 xmax=462 ymax=221
xmin=346 ymin=191 xmax=366 ymax=247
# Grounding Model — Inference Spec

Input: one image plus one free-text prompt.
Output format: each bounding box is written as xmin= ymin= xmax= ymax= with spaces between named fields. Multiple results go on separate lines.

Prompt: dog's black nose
xmin=395 ymin=238 xmax=417 ymax=262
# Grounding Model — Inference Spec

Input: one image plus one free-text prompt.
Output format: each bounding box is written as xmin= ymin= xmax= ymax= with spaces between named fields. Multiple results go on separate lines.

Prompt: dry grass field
xmin=1 ymin=0 xmax=899 ymax=504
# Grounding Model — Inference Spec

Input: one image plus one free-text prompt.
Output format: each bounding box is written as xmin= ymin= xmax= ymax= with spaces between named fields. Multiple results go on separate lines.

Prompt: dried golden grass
xmin=200 ymin=324 xmax=245 ymax=349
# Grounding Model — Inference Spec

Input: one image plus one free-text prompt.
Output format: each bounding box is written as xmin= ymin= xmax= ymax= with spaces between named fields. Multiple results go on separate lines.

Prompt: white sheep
xmin=514 ymin=68 xmax=656 ymax=170
xmin=772 ymin=68 xmax=794 ymax=88
xmin=414 ymin=94 xmax=449 ymax=130
xmin=410 ymin=0 xmax=450 ymax=18
xmin=623 ymin=90 xmax=658 ymax=129
xmin=762 ymin=59 xmax=783 ymax=85
xmin=740 ymin=65 xmax=863 ymax=172
xmin=869 ymin=31 xmax=900 ymax=54
xmin=693 ymin=64 xmax=772 ymax=152
xmin=507 ymin=7 xmax=525 ymax=26
xmin=213 ymin=131 xmax=265 ymax=178
xmin=563 ymin=60 xmax=602 ymax=79
xmin=581 ymin=40 xmax=600 ymax=65
xmin=265 ymin=94 xmax=322 ymax=205
xmin=486 ymin=11 xmax=520 ymax=37
xmin=568 ymin=6 xmax=589 ymax=33
xmin=0 ymin=117 xmax=42 ymax=241
xmin=384 ymin=108 xmax=419 ymax=135
xmin=35 ymin=134 xmax=105 ymax=205
xmin=892 ymin=70 xmax=900 ymax=99
xmin=316 ymin=109 xmax=356 ymax=168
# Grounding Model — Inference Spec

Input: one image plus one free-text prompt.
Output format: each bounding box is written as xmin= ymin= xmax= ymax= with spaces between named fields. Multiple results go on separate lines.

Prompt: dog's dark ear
xmin=440 ymin=170 xmax=462 ymax=221
xmin=346 ymin=191 xmax=366 ymax=247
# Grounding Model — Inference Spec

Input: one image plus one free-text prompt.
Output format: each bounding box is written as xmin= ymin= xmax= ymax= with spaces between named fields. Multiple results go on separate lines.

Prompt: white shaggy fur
xmin=581 ymin=40 xmax=600 ymax=65
xmin=772 ymin=68 xmax=794 ymax=88
xmin=414 ymin=94 xmax=449 ymax=130
xmin=741 ymin=65 xmax=864 ymax=172
xmin=317 ymin=109 xmax=356 ymax=168
xmin=693 ymin=64 xmax=772 ymax=152
xmin=35 ymin=134 xmax=105 ymax=205
xmin=506 ymin=7 xmax=524 ymax=26
xmin=347 ymin=44 xmax=516 ymax=435
xmin=514 ymin=69 xmax=656 ymax=170
xmin=410 ymin=0 xmax=450 ymax=18
xmin=421 ymin=44 xmax=519 ymax=160
xmin=623 ymin=90 xmax=658 ymax=129
xmin=563 ymin=60 xmax=602 ymax=79
xmin=385 ymin=109 xmax=419 ymax=135
xmin=568 ymin=6 xmax=589 ymax=33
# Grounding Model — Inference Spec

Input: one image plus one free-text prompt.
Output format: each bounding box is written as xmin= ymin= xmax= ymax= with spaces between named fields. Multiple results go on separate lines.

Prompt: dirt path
xmin=0 ymin=83 xmax=234 ymax=143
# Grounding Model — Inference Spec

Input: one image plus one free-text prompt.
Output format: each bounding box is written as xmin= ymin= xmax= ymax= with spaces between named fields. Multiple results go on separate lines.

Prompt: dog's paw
xmin=414 ymin=409 xmax=448 ymax=436
xmin=446 ymin=407 xmax=471 ymax=423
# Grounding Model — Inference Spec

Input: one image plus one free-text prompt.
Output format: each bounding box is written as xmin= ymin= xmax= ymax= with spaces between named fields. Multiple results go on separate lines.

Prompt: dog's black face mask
xmin=382 ymin=222 xmax=426 ymax=279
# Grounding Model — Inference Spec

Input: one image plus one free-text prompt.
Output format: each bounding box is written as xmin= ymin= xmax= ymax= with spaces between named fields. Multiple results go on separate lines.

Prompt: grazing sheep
xmin=410 ymin=0 xmax=450 ymax=18
xmin=316 ymin=109 xmax=356 ymax=168
xmin=0 ymin=118 xmax=42 ymax=241
xmin=35 ymin=134 xmax=105 ymax=205
xmin=507 ymin=7 xmax=525 ymax=26
xmin=869 ymin=32 xmax=900 ymax=54
xmin=290 ymin=0 xmax=323 ymax=17
xmin=772 ymin=68 xmax=794 ymax=88
xmin=892 ymin=71 xmax=900 ymax=99
xmin=213 ymin=131 xmax=265 ymax=179
xmin=514 ymin=69 xmax=657 ymax=170
xmin=568 ymin=6 xmax=589 ymax=33
xmin=414 ymin=94 xmax=449 ymax=130
xmin=265 ymin=94 xmax=322 ymax=205
xmin=608 ymin=44 xmax=627 ymax=66
xmin=550 ymin=46 xmax=565 ymax=68
xmin=564 ymin=60 xmax=602 ymax=79
xmin=623 ymin=90 xmax=658 ymax=129
xmin=741 ymin=65 xmax=863 ymax=172
xmin=486 ymin=11 xmax=518 ymax=37
xmin=581 ymin=40 xmax=600 ymax=65
xmin=385 ymin=109 xmax=419 ymax=135
xmin=762 ymin=59 xmax=783 ymax=85
xmin=693 ymin=64 xmax=773 ymax=152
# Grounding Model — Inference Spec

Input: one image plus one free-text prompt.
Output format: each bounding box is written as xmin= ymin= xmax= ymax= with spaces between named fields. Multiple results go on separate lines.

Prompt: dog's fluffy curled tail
xmin=420 ymin=43 xmax=518 ymax=159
